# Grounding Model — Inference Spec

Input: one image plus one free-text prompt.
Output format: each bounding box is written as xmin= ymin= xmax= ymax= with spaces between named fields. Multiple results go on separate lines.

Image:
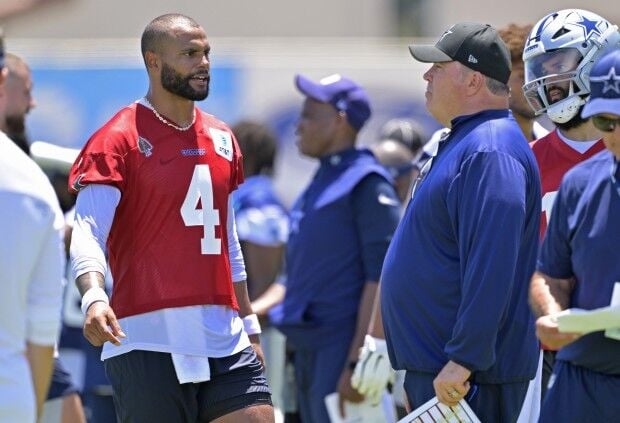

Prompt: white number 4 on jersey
xmin=180 ymin=164 xmax=221 ymax=254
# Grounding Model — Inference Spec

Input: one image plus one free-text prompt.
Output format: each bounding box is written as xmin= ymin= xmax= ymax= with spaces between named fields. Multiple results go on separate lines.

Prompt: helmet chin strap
xmin=547 ymin=96 xmax=585 ymax=124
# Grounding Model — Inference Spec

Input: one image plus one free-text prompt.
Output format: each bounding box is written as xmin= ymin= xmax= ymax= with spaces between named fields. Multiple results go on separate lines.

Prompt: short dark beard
xmin=5 ymin=115 xmax=30 ymax=154
xmin=160 ymin=62 xmax=209 ymax=101
xmin=556 ymin=105 xmax=588 ymax=132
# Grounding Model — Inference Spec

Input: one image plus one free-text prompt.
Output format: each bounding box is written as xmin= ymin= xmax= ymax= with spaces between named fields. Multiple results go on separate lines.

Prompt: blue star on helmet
xmin=576 ymin=15 xmax=602 ymax=39
xmin=590 ymin=66 xmax=620 ymax=95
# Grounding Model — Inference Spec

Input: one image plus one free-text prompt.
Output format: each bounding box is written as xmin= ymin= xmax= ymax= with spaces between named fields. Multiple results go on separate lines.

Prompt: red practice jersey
xmin=69 ymin=103 xmax=244 ymax=318
xmin=531 ymin=129 xmax=604 ymax=238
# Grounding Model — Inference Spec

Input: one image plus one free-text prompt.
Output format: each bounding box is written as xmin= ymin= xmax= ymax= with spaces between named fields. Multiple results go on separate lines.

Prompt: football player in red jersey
xmin=523 ymin=9 xmax=620 ymax=399
xmin=68 ymin=14 xmax=274 ymax=422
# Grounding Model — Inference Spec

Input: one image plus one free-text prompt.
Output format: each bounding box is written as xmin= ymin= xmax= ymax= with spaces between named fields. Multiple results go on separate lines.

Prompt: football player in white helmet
xmin=523 ymin=8 xmax=620 ymax=125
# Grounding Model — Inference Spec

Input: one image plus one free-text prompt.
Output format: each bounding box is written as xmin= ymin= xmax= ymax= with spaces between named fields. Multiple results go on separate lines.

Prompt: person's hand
xmin=249 ymin=334 xmax=266 ymax=370
xmin=351 ymin=334 xmax=394 ymax=405
xmin=337 ymin=366 xmax=364 ymax=419
xmin=535 ymin=314 xmax=581 ymax=350
xmin=83 ymin=302 xmax=125 ymax=347
xmin=433 ymin=360 xmax=471 ymax=407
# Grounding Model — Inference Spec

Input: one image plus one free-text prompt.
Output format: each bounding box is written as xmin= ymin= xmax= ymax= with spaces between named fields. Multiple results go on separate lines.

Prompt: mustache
xmin=189 ymin=71 xmax=210 ymax=79
xmin=547 ymin=85 xmax=568 ymax=104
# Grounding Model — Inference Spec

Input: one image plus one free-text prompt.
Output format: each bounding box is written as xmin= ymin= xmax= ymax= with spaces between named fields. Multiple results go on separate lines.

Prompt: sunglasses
xmin=592 ymin=115 xmax=620 ymax=132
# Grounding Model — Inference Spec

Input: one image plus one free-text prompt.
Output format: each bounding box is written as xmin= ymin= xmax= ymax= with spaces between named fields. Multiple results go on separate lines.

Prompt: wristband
xmin=242 ymin=313 xmax=262 ymax=335
xmin=81 ymin=287 xmax=109 ymax=315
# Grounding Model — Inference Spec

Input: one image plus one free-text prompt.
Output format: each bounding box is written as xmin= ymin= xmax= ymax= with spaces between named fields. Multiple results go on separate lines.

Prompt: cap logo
xmin=319 ymin=74 xmax=342 ymax=85
xmin=335 ymin=98 xmax=348 ymax=111
xmin=438 ymin=27 xmax=454 ymax=42
xmin=590 ymin=66 xmax=620 ymax=94
xmin=468 ymin=54 xmax=478 ymax=64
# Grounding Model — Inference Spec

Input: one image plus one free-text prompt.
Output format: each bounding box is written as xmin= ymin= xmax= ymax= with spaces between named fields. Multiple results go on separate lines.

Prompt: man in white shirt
xmin=0 ymin=36 xmax=65 ymax=422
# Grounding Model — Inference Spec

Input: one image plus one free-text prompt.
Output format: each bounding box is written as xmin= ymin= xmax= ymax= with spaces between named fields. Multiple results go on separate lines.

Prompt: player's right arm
xmin=76 ymin=272 xmax=124 ymax=346
xmin=70 ymin=184 xmax=125 ymax=346
xmin=529 ymin=271 xmax=579 ymax=350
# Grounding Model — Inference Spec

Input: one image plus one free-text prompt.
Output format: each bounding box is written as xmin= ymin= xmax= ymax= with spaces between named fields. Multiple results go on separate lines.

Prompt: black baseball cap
xmin=409 ymin=22 xmax=511 ymax=85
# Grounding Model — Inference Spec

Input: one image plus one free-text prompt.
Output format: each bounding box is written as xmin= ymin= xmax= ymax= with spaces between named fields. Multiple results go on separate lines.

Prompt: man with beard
xmin=523 ymin=9 xmax=620 ymax=398
xmin=68 ymin=14 xmax=274 ymax=422
xmin=0 ymin=33 xmax=63 ymax=423
xmin=0 ymin=53 xmax=34 ymax=154
xmin=0 ymin=52 xmax=87 ymax=423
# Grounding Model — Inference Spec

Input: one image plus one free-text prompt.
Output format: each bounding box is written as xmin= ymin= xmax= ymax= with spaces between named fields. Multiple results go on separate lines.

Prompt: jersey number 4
xmin=180 ymin=164 xmax=221 ymax=255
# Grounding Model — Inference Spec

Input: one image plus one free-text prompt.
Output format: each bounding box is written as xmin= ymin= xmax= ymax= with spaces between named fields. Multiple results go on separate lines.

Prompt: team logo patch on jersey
xmin=137 ymin=136 xmax=153 ymax=157
xmin=209 ymin=128 xmax=233 ymax=161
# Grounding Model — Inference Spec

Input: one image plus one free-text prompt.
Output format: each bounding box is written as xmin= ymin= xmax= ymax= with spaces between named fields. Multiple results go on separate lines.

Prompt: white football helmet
xmin=522 ymin=9 xmax=620 ymax=123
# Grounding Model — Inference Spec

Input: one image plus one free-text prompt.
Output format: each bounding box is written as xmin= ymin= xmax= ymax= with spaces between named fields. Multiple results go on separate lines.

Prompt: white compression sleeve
xmin=227 ymin=196 xmax=247 ymax=282
xmin=70 ymin=184 xmax=120 ymax=280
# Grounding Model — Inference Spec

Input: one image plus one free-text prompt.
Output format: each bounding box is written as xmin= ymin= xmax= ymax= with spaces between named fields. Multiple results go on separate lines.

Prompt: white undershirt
xmin=70 ymin=184 xmax=249 ymax=382
xmin=556 ymin=129 xmax=600 ymax=154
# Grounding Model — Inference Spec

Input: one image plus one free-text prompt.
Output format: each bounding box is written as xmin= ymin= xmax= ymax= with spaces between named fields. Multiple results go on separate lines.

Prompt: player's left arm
xmin=227 ymin=197 xmax=265 ymax=366
xmin=233 ymin=281 xmax=265 ymax=366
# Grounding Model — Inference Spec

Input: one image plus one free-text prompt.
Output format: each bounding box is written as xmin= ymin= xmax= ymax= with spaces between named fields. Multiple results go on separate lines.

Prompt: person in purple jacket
xmin=273 ymin=73 xmax=401 ymax=422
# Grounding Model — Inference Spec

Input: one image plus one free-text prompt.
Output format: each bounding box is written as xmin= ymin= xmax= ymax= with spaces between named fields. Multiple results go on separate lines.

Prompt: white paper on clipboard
xmin=397 ymin=396 xmax=481 ymax=423
xmin=605 ymin=282 xmax=620 ymax=340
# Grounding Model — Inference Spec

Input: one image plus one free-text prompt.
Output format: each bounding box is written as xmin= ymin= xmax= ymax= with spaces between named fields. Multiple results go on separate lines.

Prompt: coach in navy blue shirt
xmin=534 ymin=48 xmax=620 ymax=422
xmin=380 ymin=22 xmax=542 ymax=422
xmin=273 ymin=74 xmax=400 ymax=422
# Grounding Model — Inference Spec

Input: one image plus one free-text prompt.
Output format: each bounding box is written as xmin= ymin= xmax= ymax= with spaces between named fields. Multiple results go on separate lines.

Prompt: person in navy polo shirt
xmin=378 ymin=22 xmax=542 ymax=422
xmin=272 ymin=73 xmax=400 ymax=422
xmin=535 ymin=47 xmax=620 ymax=422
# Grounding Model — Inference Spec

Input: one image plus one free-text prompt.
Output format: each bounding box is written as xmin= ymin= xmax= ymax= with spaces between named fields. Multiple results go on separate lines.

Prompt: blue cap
xmin=582 ymin=48 xmax=620 ymax=118
xmin=295 ymin=73 xmax=372 ymax=131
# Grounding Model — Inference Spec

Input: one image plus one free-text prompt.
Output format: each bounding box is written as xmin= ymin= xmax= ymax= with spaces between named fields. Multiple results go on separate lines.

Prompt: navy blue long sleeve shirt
xmin=381 ymin=109 xmax=541 ymax=384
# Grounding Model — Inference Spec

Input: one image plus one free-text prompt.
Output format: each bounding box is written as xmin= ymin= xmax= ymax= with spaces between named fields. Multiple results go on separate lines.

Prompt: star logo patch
xmin=590 ymin=66 xmax=620 ymax=95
